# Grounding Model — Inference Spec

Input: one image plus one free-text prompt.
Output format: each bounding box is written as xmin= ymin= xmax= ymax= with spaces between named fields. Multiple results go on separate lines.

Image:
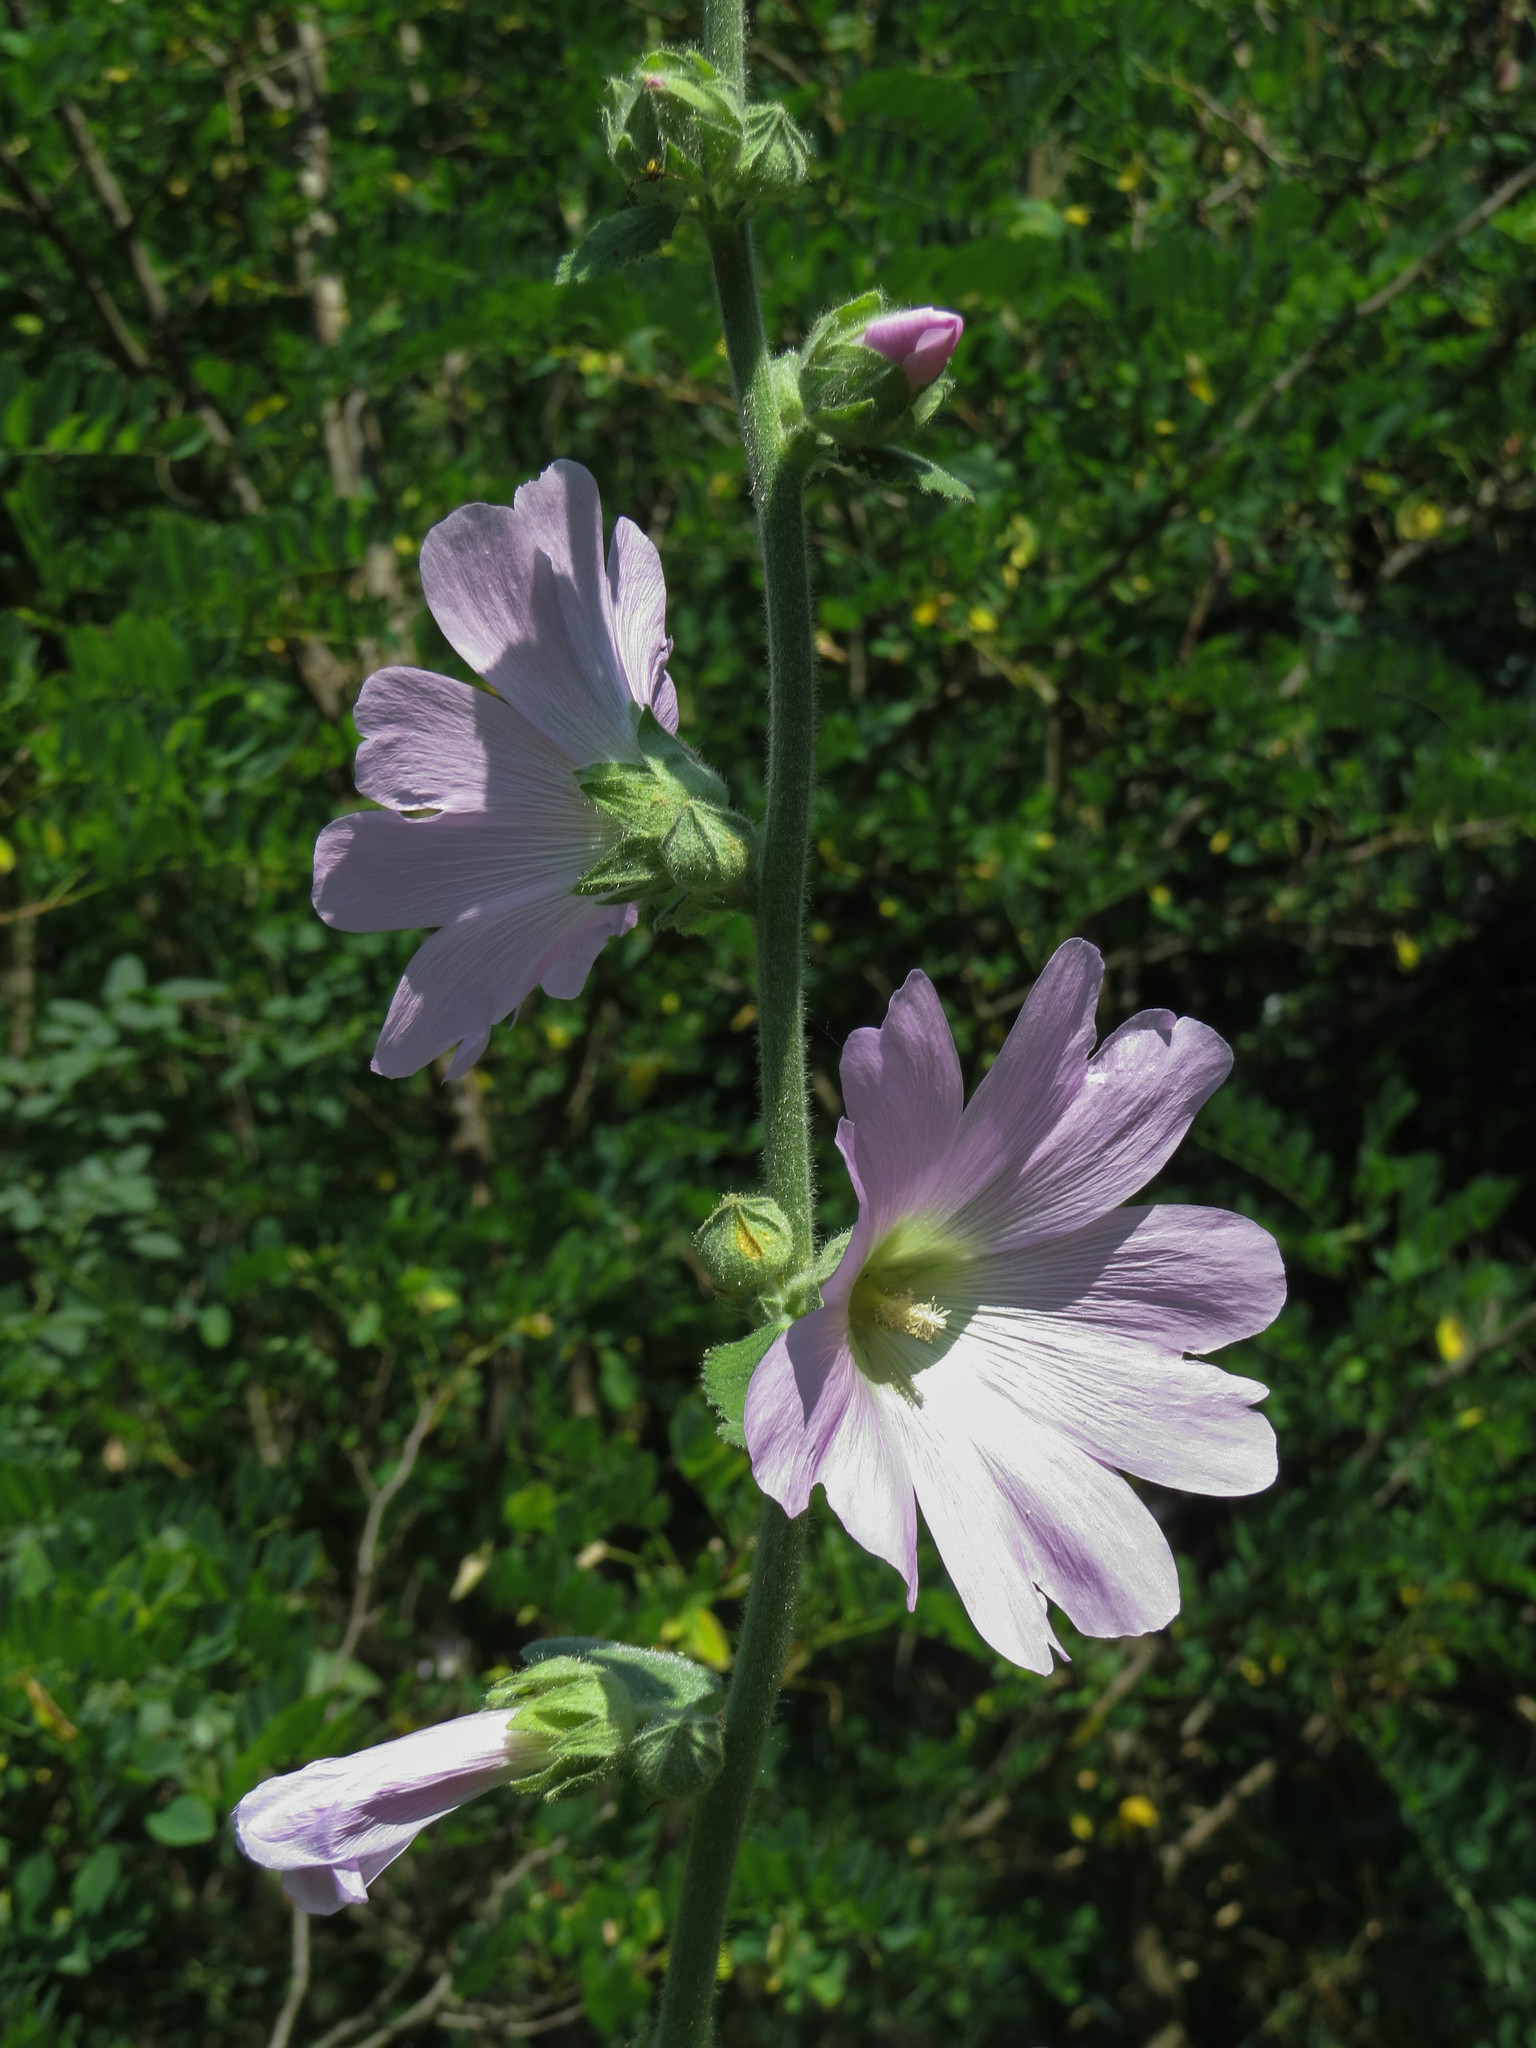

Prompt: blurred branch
xmin=268 ymin=1906 xmax=311 ymax=2048
xmin=436 ymin=2002 xmax=586 ymax=2037
xmin=331 ymin=1368 xmax=472 ymax=1680
xmin=1161 ymin=1755 xmax=1277 ymax=1880
xmin=0 ymin=143 xmax=150 ymax=374
xmin=348 ymin=1971 xmax=454 ymax=2048
xmin=307 ymin=1958 xmax=423 ymax=2048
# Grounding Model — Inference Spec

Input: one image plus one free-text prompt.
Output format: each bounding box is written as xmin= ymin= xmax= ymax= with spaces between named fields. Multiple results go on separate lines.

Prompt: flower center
xmin=844 ymin=1217 xmax=971 ymax=1397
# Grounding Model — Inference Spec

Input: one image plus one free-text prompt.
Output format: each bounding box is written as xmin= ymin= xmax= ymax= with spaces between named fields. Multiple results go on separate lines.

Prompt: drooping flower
xmin=743 ymin=939 xmax=1285 ymax=1673
xmin=313 ymin=460 xmax=680 ymax=1079
xmin=860 ymin=306 xmax=965 ymax=389
xmin=234 ymin=1710 xmax=548 ymax=1915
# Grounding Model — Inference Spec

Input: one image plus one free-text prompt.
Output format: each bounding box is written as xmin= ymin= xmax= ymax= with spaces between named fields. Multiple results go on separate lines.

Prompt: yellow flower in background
xmin=1119 ymin=1795 xmax=1158 ymax=1829
xmin=1435 ymin=1316 xmax=1469 ymax=1364
xmin=1397 ymin=501 xmax=1445 ymax=542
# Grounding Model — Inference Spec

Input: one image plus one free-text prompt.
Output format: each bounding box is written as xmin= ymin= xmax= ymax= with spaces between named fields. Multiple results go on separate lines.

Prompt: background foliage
xmin=2 ymin=0 xmax=1535 ymax=2042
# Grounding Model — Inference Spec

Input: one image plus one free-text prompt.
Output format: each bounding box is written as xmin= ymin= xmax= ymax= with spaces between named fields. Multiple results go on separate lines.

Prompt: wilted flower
xmin=861 ymin=306 xmax=964 ymax=389
xmin=313 ymin=460 xmax=679 ymax=1079
xmin=744 ymin=939 xmax=1285 ymax=1673
xmin=234 ymin=1710 xmax=548 ymax=1915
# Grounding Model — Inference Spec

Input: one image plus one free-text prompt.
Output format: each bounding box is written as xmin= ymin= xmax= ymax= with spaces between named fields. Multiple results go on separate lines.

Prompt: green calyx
xmin=604 ymin=50 xmax=811 ymax=225
xmin=485 ymin=1638 xmax=725 ymax=1803
xmin=574 ymin=709 xmax=756 ymax=929
xmin=699 ymin=1227 xmax=857 ymax=1446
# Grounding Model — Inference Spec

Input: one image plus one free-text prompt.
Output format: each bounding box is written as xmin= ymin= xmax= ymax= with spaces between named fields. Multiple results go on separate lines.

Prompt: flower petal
xmin=419 ymin=465 xmax=635 ymax=766
xmin=371 ymin=892 xmax=630 ymax=1080
xmin=838 ymin=971 xmax=964 ymax=1242
xmin=313 ymin=807 xmax=609 ymax=935
xmin=236 ymin=1712 xmax=516 ymax=1885
xmin=935 ymin=937 xmax=1102 ymax=1220
xmin=745 ymin=1314 xmax=920 ymax=1600
xmin=350 ymin=665 xmax=562 ymax=814
xmin=951 ymin=1006 xmax=1232 ymax=1249
xmin=538 ymin=901 xmax=637 ymax=1000
xmin=895 ymin=1360 xmax=1182 ymax=1660
xmin=607 ymin=516 xmax=677 ymax=730
xmin=968 ymin=1204 xmax=1285 ymax=1354
xmin=938 ymin=1290 xmax=1277 ymax=1499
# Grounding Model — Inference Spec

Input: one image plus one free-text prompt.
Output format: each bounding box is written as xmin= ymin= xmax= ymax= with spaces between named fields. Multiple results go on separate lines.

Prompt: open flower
xmin=235 ymin=1710 xmax=547 ymax=1915
xmin=313 ymin=460 xmax=679 ymax=1079
xmin=861 ymin=306 xmax=964 ymax=389
xmin=744 ymin=940 xmax=1284 ymax=1673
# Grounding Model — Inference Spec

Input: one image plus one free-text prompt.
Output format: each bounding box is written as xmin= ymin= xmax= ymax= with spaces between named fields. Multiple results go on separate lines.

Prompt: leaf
xmin=555 ymin=207 xmax=679 ymax=286
xmin=145 ymin=1793 xmax=216 ymax=1847
xmin=701 ymin=1319 xmax=787 ymax=1446
xmin=842 ymin=446 xmax=975 ymax=501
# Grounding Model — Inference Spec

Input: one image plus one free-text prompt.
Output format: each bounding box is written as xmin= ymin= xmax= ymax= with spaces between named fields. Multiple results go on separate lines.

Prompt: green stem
xmin=655 ymin=14 xmax=819 ymax=2040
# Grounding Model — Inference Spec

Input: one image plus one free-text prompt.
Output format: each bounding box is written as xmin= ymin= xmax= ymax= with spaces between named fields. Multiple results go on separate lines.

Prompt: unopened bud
xmin=790 ymin=293 xmax=963 ymax=455
xmin=861 ymin=306 xmax=964 ymax=389
xmin=662 ymin=802 xmax=754 ymax=898
xmin=605 ymin=50 xmax=810 ymax=224
xmin=694 ymin=1193 xmax=795 ymax=1304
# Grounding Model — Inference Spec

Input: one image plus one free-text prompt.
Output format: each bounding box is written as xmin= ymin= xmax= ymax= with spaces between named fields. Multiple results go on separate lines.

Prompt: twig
xmin=1161 ymin=1755 xmax=1277 ymax=1880
xmin=436 ymin=2002 xmax=587 ymax=2037
xmin=0 ymin=144 xmax=150 ymax=373
xmin=268 ymin=1906 xmax=311 ymax=2048
xmin=1167 ymin=72 xmax=1297 ymax=169
xmin=1069 ymin=1637 xmax=1162 ymax=1749
xmin=483 ymin=1837 xmax=565 ymax=1919
xmin=307 ymin=1957 xmax=423 ymax=2048
xmin=328 ymin=1370 xmax=471 ymax=1682
xmin=349 ymin=1970 xmax=453 ymax=2048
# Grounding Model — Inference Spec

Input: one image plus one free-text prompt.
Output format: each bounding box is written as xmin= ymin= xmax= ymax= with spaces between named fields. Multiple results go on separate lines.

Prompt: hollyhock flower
xmin=235 ymin=1710 xmax=547 ymax=1915
xmin=313 ymin=460 xmax=679 ymax=1079
xmin=861 ymin=306 xmax=965 ymax=389
xmin=744 ymin=939 xmax=1285 ymax=1673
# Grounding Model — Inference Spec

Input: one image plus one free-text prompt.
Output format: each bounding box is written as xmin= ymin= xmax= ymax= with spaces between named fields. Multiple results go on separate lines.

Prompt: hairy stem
xmin=655 ymin=13 xmax=818 ymax=2043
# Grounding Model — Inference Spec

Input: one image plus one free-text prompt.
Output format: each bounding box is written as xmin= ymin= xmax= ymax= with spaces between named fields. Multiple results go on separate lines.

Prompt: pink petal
xmin=950 ymin=1007 xmax=1233 ymax=1251
xmin=607 ymin=516 xmax=678 ymax=730
xmin=934 ymin=937 xmax=1102 ymax=1216
xmin=745 ymin=1313 xmax=919 ymax=1601
xmin=349 ymin=666 xmax=553 ymax=814
xmin=313 ymin=807 xmax=608 ymax=935
xmin=235 ymin=1712 xmax=518 ymax=1895
xmin=418 ymin=464 xmax=636 ymax=766
xmin=939 ymin=1296 xmax=1277 ymax=1499
xmin=861 ymin=307 xmax=964 ymax=387
xmin=892 ymin=1362 xmax=1181 ymax=1660
xmin=837 ymin=971 xmax=964 ymax=1243
xmin=371 ymin=892 xmax=633 ymax=1080
xmin=538 ymin=900 xmax=638 ymax=999
xmin=972 ymin=1204 xmax=1286 ymax=1354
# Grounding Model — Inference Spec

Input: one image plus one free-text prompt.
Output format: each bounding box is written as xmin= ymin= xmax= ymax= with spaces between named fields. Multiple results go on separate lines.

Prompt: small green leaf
xmin=145 ymin=1793 xmax=216 ymax=1847
xmin=701 ymin=1319 xmax=787 ymax=1446
xmin=556 ymin=207 xmax=679 ymax=286
xmin=845 ymin=447 xmax=975 ymax=501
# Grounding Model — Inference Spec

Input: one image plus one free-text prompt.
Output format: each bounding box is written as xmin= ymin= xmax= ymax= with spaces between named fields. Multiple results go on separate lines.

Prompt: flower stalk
xmin=654 ymin=9 xmax=815 ymax=2042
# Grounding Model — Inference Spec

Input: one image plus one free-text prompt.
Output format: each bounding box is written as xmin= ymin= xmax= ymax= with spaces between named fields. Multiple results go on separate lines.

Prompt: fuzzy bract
xmin=743 ymin=939 xmax=1286 ymax=1673
xmin=312 ymin=460 xmax=678 ymax=1079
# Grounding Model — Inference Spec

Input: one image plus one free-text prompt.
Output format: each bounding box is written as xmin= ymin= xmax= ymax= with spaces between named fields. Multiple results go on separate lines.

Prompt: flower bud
xmin=860 ymin=306 xmax=964 ymax=389
xmin=789 ymin=294 xmax=963 ymax=456
xmin=604 ymin=50 xmax=810 ymax=225
xmin=511 ymin=1639 xmax=724 ymax=1802
xmin=694 ymin=1193 xmax=795 ymax=1305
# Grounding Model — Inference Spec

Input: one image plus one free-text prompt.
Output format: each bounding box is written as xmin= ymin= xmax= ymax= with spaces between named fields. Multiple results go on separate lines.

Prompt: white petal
xmin=313 ymin=807 xmax=609 ymax=935
xmin=607 ymin=516 xmax=676 ymax=728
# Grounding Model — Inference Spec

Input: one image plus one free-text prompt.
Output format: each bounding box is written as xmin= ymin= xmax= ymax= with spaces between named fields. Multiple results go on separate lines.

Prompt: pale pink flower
xmin=744 ymin=940 xmax=1284 ymax=1673
xmin=234 ymin=1710 xmax=545 ymax=1915
xmin=861 ymin=306 xmax=964 ymax=388
xmin=313 ymin=460 xmax=677 ymax=1079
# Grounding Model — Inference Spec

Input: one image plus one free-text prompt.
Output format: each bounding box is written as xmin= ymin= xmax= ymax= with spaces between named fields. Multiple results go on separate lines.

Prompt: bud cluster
xmin=605 ymin=50 xmax=811 ymax=224
xmin=575 ymin=709 xmax=756 ymax=931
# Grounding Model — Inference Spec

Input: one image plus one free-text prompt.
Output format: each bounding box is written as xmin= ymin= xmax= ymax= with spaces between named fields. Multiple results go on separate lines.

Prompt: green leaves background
xmin=1 ymin=0 xmax=1534 ymax=2043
